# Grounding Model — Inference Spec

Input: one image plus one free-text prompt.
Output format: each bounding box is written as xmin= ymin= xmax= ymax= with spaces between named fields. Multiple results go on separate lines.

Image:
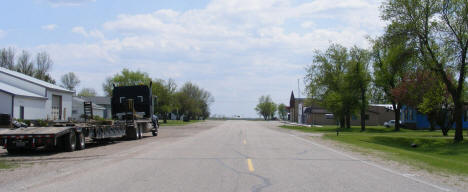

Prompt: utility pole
xmin=297 ymin=78 xmax=301 ymax=98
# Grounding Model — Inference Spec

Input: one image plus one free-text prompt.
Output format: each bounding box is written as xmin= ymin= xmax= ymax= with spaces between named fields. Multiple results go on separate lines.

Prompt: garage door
xmin=52 ymin=95 xmax=62 ymax=120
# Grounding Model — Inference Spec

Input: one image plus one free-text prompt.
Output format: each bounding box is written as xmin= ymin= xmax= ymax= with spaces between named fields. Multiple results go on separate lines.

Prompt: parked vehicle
xmin=384 ymin=120 xmax=403 ymax=128
xmin=0 ymin=84 xmax=159 ymax=154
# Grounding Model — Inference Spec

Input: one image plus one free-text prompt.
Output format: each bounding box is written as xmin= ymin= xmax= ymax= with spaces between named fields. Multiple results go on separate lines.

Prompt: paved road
xmin=0 ymin=121 xmax=457 ymax=192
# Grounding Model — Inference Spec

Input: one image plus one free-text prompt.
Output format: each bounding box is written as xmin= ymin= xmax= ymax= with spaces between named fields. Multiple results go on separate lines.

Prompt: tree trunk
xmin=392 ymin=102 xmax=400 ymax=131
xmin=360 ymin=89 xmax=366 ymax=132
xmin=163 ymin=112 xmax=168 ymax=123
xmin=453 ymin=96 xmax=464 ymax=142
xmin=345 ymin=112 xmax=351 ymax=129
xmin=340 ymin=117 xmax=345 ymax=128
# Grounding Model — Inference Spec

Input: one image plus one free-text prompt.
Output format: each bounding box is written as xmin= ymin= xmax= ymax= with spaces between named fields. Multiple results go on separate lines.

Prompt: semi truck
xmin=0 ymin=84 xmax=159 ymax=154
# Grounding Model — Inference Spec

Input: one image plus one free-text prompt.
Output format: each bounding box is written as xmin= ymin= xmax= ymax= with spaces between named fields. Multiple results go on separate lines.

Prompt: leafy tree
xmin=277 ymin=103 xmax=288 ymax=120
xmin=306 ymin=44 xmax=359 ymax=128
xmin=346 ymin=46 xmax=371 ymax=131
xmin=382 ymin=0 xmax=468 ymax=141
xmin=102 ymin=69 xmax=152 ymax=96
xmin=418 ymin=74 xmax=453 ymax=135
xmin=255 ymin=95 xmax=276 ymax=120
xmin=175 ymin=82 xmax=213 ymax=120
xmin=153 ymin=79 xmax=177 ymax=123
xmin=78 ymin=88 xmax=97 ymax=97
xmin=61 ymin=72 xmax=80 ymax=91
xmin=371 ymin=32 xmax=414 ymax=131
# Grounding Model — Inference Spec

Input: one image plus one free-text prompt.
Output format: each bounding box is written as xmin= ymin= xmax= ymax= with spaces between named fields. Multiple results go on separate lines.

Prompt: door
xmin=52 ymin=95 xmax=62 ymax=120
xmin=20 ymin=106 xmax=24 ymax=120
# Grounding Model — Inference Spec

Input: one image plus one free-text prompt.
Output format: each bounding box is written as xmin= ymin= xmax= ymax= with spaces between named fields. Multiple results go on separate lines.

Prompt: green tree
xmin=382 ymin=0 xmax=467 ymax=141
xmin=346 ymin=46 xmax=371 ymax=131
xmin=152 ymin=79 xmax=177 ymax=123
xmin=102 ymin=69 xmax=152 ymax=96
xmin=277 ymin=103 xmax=288 ymax=120
xmin=255 ymin=95 xmax=277 ymax=120
xmin=78 ymin=88 xmax=97 ymax=97
xmin=371 ymin=32 xmax=414 ymax=131
xmin=306 ymin=44 xmax=359 ymax=128
xmin=175 ymin=82 xmax=213 ymax=121
xmin=61 ymin=72 xmax=80 ymax=91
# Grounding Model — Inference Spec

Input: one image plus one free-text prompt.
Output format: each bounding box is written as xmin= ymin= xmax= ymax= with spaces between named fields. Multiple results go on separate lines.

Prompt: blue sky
xmin=0 ymin=0 xmax=385 ymax=118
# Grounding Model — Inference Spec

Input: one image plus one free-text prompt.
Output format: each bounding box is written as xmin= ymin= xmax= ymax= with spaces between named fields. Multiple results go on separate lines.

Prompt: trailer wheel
xmin=126 ymin=127 xmax=138 ymax=140
xmin=6 ymin=146 xmax=21 ymax=155
xmin=63 ymin=131 xmax=77 ymax=152
xmin=137 ymin=126 xmax=142 ymax=139
xmin=76 ymin=132 xmax=85 ymax=150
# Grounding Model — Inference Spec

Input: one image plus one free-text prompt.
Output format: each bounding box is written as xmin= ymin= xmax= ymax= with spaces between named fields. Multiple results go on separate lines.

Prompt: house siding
xmin=13 ymin=96 xmax=47 ymax=120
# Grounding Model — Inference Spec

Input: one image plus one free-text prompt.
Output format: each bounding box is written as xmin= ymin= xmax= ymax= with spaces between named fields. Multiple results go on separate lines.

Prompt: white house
xmin=0 ymin=67 xmax=74 ymax=121
xmin=71 ymin=97 xmax=105 ymax=121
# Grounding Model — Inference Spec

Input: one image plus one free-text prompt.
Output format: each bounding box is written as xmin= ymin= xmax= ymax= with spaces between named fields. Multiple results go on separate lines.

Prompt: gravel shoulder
xmin=267 ymin=121 xmax=468 ymax=192
xmin=0 ymin=120 xmax=224 ymax=187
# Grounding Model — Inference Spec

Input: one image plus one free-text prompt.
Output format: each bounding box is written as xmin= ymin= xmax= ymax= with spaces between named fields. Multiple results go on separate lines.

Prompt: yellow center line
xmin=243 ymin=139 xmax=247 ymax=144
xmin=247 ymin=158 xmax=255 ymax=172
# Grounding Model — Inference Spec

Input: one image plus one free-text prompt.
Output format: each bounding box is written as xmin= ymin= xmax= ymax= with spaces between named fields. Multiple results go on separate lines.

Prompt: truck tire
xmin=126 ymin=127 xmax=138 ymax=140
xmin=152 ymin=127 xmax=158 ymax=136
xmin=76 ymin=132 xmax=85 ymax=150
xmin=63 ymin=131 xmax=77 ymax=152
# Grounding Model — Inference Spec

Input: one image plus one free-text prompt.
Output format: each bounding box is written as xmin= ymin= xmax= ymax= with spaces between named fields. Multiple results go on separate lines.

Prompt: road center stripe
xmin=247 ymin=158 xmax=255 ymax=172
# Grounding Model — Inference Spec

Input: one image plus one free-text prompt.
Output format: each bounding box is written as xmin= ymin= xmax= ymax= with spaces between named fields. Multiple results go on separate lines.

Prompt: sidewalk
xmin=281 ymin=121 xmax=323 ymax=127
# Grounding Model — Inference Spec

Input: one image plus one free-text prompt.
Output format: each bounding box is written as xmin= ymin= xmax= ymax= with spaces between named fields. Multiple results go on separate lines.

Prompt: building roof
xmin=73 ymin=97 xmax=105 ymax=110
xmin=0 ymin=81 xmax=47 ymax=99
xmin=78 ymin=96 xmax=111 ymax=105
xmin=0 ymin=67 xmax=74 ymax=93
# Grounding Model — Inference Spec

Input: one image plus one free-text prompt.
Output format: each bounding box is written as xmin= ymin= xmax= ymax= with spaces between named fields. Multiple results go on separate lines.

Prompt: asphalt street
xmin=0 ymin=120 xmax=458 ymax=192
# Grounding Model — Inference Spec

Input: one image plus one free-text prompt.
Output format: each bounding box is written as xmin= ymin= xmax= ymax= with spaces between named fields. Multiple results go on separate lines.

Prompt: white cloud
xmin=0 ymin=29 xmax=5 ymax=39
xmin=41 ymin=24 xmax=58 ymax=31
xmin=36 ymin=0 xmax=385 ymax=117
xmin=72 ymin=26 xmax=104 ymax=39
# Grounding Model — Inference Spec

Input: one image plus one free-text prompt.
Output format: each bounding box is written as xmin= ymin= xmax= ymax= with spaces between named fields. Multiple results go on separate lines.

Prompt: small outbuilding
xmin=71 ymin=97 xmax=106 ymax=121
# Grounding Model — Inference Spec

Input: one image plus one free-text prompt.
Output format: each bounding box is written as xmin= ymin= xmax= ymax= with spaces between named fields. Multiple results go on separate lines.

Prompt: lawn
xmin=0 ymin=161 xmax=13 ymax=170
xmin=158 ymin=120 xmax=204 ymax=126
xmin=280 ymin=125 xmax=468 ymax=175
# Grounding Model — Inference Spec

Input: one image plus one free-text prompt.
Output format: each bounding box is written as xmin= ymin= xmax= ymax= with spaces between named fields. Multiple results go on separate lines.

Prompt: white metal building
xmin=0 ymin=67 xmax=74 ymax=121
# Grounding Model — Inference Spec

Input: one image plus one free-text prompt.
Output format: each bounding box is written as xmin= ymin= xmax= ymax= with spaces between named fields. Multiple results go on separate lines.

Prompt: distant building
xmin=77 ymin=96 xmax=111 ymax=119
xmin=401 ymin=105 xmax=468 ymax=129
xmin=303 ymin=104 xmax=394 ymax=126
xmin=289 ymin=91 xmax=307 ymax=123
xmin=71 ymin=97 xmax=106 ymax=121
xmin=0 ymin=67 xmax=74 ymax=121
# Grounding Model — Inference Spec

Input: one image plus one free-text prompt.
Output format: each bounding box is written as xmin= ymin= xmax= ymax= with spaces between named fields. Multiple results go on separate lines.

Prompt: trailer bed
xmin=0 ymin=127 xmax=73 ymax=136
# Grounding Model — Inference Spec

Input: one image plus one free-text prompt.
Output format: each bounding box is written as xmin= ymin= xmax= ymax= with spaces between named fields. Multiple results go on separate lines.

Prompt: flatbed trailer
xmin=0 ymin=83 xmax=159 ymax=154
xmin=0 ymin=119 xmax=156 ymax=154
